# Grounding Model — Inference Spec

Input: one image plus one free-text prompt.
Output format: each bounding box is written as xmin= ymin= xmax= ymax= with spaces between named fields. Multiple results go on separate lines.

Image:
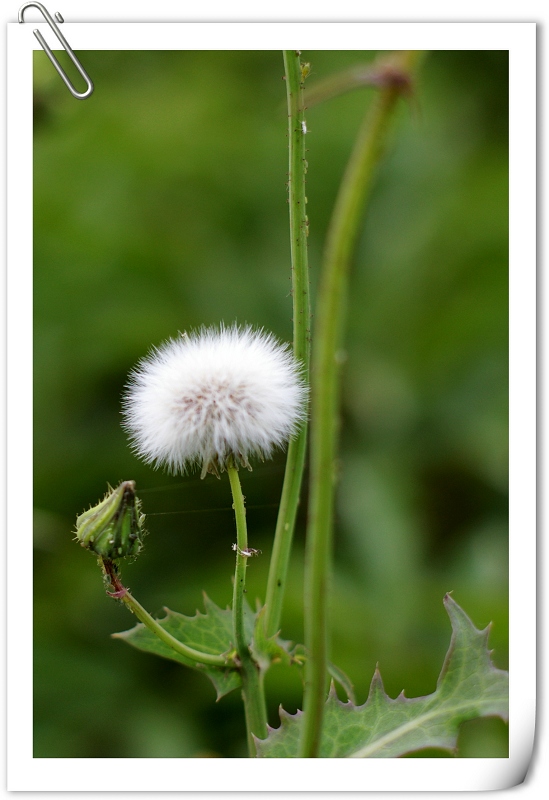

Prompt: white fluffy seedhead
xmin=122 ymin=325 xmax=307 ymax=478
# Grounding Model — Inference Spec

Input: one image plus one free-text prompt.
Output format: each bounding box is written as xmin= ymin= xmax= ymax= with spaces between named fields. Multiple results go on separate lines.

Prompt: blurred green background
xmin=33 ymin=50 xmax=508 ymax=758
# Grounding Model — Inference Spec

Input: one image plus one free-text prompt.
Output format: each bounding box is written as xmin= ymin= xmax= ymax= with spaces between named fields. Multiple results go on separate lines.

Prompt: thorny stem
xmin=264 ymin=50 xmax=311 ymax=639
xmin=228 ymin=462 xmax=268 ymax=756
xmin=101 ymin=559 xmax=229 ymax=668
xmin=299 ymin=51 xmax=423 ymax=758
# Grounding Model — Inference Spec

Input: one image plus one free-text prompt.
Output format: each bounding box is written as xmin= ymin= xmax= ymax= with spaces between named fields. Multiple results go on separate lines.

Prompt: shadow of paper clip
xmin=18 ymin=1 xmax=94 ymax=99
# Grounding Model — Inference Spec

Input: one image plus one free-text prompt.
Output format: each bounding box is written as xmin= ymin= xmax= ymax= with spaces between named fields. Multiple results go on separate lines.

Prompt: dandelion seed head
xmin=122 ymin=325 xmax=307 ymax=477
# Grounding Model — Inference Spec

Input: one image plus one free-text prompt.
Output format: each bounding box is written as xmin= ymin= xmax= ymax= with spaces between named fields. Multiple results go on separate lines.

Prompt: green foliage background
xmin=33 ymin=50 xmax=508 ymax=758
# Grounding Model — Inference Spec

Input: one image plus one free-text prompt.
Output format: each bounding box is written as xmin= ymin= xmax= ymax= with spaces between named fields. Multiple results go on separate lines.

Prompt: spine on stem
xmin=264 ymin=50 xmax=311 ymax=639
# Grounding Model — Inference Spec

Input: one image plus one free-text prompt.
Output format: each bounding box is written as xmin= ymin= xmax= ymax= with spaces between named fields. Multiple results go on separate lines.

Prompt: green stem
xmin=120 ymin=592 xmax=229 ymax=667
xmin=299 ymin=50 xmax=422 ymax=758
xmin=264 ymin=50 xmax=311 ymax=639
xmin=228 ymin=462 xmax=268 ymax=756
xmin=101 ymin=558 xmax=229 ymax=667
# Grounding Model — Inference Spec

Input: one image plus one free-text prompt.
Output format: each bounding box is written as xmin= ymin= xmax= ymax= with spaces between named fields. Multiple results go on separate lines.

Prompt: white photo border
xmin=7 ymin=20 xmax=535 ymax=792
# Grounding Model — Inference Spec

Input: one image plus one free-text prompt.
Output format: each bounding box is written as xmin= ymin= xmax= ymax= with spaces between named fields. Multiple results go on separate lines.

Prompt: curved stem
xmin=101 ymin=560 xmax=230 ymax=667
xmin=299 ymin=50 xmax=423 ymax=758
xmin=228 ymin=463 xmax=268 ymax=755
xmin=264 ymin=49 xmax=311 ymax=638
xmin=121 ymin=591 xmax=229 ymax=667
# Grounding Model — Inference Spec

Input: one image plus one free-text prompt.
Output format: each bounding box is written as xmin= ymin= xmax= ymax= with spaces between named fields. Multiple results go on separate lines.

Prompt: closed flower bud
xmin=75 ymin=480 xmax=145 ymax=560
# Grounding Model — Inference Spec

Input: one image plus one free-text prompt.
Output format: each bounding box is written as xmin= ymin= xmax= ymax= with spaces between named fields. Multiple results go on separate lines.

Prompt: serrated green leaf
xmin=112 ymin=595 xmax=289 ymax=700
xmin=256 ymin=595 xmax=508 ymax=757
xmin=113 ymin=593 xmax=244 ymax=699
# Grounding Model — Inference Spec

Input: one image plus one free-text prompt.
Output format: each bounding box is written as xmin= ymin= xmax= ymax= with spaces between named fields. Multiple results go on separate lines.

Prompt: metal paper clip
xmin=18 ymin=2 xmax=94 ymax=99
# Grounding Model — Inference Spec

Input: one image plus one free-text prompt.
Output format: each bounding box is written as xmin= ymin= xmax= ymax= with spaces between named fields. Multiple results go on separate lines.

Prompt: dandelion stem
xmin=264 ymin=50 xmax=311 ymax=638
xmin=228 ymin=462 xmax=268 ymax=755
xmin=299 ymin=50 xmax=422 ymax=758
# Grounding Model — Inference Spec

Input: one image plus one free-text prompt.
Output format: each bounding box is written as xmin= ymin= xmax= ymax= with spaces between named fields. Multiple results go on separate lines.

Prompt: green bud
xmin=75 ymin=481 xmax=145 ymax=560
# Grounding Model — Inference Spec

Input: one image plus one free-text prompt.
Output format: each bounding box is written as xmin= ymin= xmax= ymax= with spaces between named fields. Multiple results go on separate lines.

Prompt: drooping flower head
xmin=122 ymin=325 xmax=307 ymax=477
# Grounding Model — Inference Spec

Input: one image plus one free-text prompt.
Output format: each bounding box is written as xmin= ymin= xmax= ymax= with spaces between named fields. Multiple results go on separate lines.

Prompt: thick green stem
xmin=264 ymin=50 xmax=311 ymax=639
xmin=228 ymin=463 xmax=268 ymax=756
xmin=299 ymin=51 xmax=422 ymax=758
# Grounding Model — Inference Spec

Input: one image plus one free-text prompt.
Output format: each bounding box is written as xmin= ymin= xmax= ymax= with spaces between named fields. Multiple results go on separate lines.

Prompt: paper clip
xmin=18 ymin=2 xmax=94 ymax=99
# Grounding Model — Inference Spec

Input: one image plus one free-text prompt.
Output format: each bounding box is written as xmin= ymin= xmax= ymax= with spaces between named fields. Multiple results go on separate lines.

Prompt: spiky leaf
xmin=113 ymin=594 xmax=254 ymax=699
xmin=113 ymin=595 xmax=294 ymax=700
xmin=256 ymin=595 xmax=508 ymax=757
